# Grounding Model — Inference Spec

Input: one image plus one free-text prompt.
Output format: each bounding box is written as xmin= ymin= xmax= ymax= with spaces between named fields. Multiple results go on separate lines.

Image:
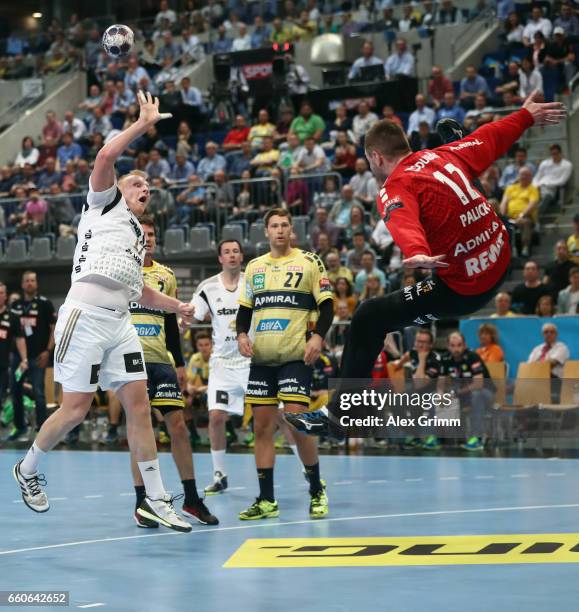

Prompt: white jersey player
xmin=13 ymin=91 xmax=193 ymax=533
xmin=190 ymin=239 xmax=250 ymax=494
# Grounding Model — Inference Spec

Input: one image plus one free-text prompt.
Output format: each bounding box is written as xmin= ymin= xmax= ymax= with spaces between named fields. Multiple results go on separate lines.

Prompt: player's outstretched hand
xmin=402 ymin=254 xmax=450 ymax=269
xmin=237 ymin=333 xmax=254 ymax=358
xmin=137 ymin=90 xmax=172 ymax=126
xmin=523 ymin=90 xmax=566 ymax=126
xmin=178 ymin=302 xmax=194 ymax=326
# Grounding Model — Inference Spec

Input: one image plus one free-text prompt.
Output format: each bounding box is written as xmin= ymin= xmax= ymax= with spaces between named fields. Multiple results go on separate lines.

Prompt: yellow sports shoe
xmin=309 ymin=489 xmax=329 ymax=519
xmin=239 ymin=498 xmax=279 ymax=520
xmin=158 ymin=431 xmax=170 ymax=445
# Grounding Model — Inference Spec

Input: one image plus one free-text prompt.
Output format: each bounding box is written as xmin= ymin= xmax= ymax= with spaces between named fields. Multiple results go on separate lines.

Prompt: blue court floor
xmin=1 ymin=450 xmax=579 ymax=611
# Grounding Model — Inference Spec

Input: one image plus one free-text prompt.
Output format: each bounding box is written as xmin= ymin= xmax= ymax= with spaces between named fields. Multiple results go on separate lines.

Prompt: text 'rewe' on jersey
xmin=239 ymin=248 xmax=333 ymax=366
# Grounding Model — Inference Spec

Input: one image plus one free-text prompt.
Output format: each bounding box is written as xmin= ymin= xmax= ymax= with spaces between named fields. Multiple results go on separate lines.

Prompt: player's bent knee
xmin=166 ymin=414 xmax=189 ymax=439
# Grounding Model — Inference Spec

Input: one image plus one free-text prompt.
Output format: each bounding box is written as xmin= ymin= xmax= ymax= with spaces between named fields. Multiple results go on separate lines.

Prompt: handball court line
xmin=2 ymin=502 xmax=579 ymax=557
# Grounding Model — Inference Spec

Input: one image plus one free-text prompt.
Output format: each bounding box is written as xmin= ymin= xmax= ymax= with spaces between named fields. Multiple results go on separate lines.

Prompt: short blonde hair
xmin=119 ymin=170 xmax=148 ymax=186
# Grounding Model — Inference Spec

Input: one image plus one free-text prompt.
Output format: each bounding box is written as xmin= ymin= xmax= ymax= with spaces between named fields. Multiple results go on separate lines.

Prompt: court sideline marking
xmin=2 ymin=502 xmax=579 ymax=557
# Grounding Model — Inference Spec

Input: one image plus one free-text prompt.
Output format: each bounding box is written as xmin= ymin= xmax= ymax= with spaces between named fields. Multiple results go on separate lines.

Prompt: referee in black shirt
xmin=0 ymin=282 xmax=27 ymax=426
xmin=8 ymin=271 xmax=56 ymax=440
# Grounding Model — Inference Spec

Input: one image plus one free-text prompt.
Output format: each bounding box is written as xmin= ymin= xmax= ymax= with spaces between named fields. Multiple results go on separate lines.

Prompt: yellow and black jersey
xmin=239 ymin=248 xmax=333 ymax=366
xmin=129 ymin=260 xmax=177 ymax=365
xmin=186 ymin=351 xmax=210 ymax=386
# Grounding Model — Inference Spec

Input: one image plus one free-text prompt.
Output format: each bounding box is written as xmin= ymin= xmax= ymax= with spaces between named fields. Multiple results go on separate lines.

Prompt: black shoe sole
xmin=182 ymin=507 xmax=219 ymax=526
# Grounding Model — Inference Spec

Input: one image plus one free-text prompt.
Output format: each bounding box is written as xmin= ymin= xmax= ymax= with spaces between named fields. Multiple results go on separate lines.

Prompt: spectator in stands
xmin=56 ymin=132 xmax=83 ymax=167
xmin=62 ymin=110 xmax=87 ymax=142
xmin=146 ymin=148 xmax=171 ymax=179
xmin=155 ymin=56 xmax=180 ymax=90
xmin=270 ymin=17 xmax=294 ymax=44
xmin=213 ymin=24 xmax=232 ymax=53
xmin=333 ymin=277 xmax=357 ymax=315
xmin=503 ymin=11 xmax=524 ymax=45
xmin=179 ymin=76 xmax=203 ymax=109
xmin=36 ymin=157 xmax=61 ymax=193
xmin=500 ymin=166 xmax=539 ymax=257
xmin=87 ymin=107 xmax=112 ymax=140
xmin=499 ymin=147 xmax=535 ymax=189
xmin=544 ymin=240 xmax=575 ymax=297
xmin=11 ymin=164 xmax=38 ymax=195
xmin=436 ymin=91 xmax=466 ymax=124
xmin=160 ymin=80 xmax=182 ymax=111
xmin=102 ymin=62 xmax=124 ymax=84
xmin=180 ymin=27 xmax=204 ymax=63
xmin=310 ymin=207 xmax=340 ymax=250
xmin=331 ymin=131 xmax=357 ymax=179
xmin=78 ymin=84 xmax=102 ymax=121
xmin=533 ymin=144 xmax=573 ymax=214
xmin=398 ymin=4 xmax=419 ymax=32
xmin=74 ymin=159 xmax=90 ymax=189
xmin=295 ymin=10 xmax=317 ymax=41
xmin=330 ymin=184 xmax=357 ymax=227
xmin=354 ymin=250 xmax=388 ymax=295
xmin=22 ymin=189 xmax=48 ymax=233
xmin=344 ymin=204 xmax=372 ymax=248
xmin=512 ymin=260 xmax=551 ymax=314
xmin=554 ymin=2 xmax=579 ymax=39
xmin=174 ymin=174 xmax=207 ymax=225
xmin=409 ymin=121 xmax=443 ymax=152
xmin=124 ymin=56 xmax=151 ymax=92
xmin=528 ymin=323 xmax=569 ymax=379
xmin=285 ymin=167 xmax=309 ymax=214
xmin=568 ymin=213 xmax=579 ymax=265
xmin=349 ymin=158 xmax=378 ymax=208
xmin=197 ymin=141 xmax=227 ymax=181
xmin=543 ymin=28 xmax=577 ymax=92
xmin=326 ymin=252 xmax=354 ymax=285
xmin=382 ymin=105 xmax=403 ymax=127
xmin=155 ymin=0 xmax=177 ymax=27
xmin=407 ymin=93 xmax=436 ymax=135
xmin=230 ymin=170 xmax=256 ymax=222
xmin=495 ymin=60 xmax=521 ymax=102
xmin=111 ymin=80 xmax=136 ymax=122
xmin=531 ymin=31 xmax=547 ymax=69
xmin=348 ymin=40 xmax=385 ymax=81
xmin=251 ymin=15 xmax=271 ymax=48
xmin=273 ymin=107 xmax=295 ymax=145
xmin=85 ymin=29 xmax=102 ymax=72
xmin=360 ymin=275 xmax=386 ymax=301
xmin=290 ymin=101 xmax=326 ymax=144
xmin=86 ymin=133 xmax=105 ymax=163
xmin=277 ymin=132 xmax=302 ymax=173
xmin=208 ymin=169 xmax=234 ymax=212
xmin=536 ymin=293 xmax=556 ymax=316
xmin=227 ymin=140 xmax=252 ymax=178
xmin=100 ymin=80 xmax=117 ymax=116
xmin=464 ymin=94 xmax=494 ymax=128
xmin=435 ymin=0 xmax=463 ymax=24
xmin=351 ymin=102 xmax=378 ymax=146
xmin=428 ymin=65 xmax=454 ymax=109
xmin=519 ymin=56 xmax=543 ymax=99
xmin=41 ymin=110 xmax=63 ymax=147
xmin=250 ymin=136 xmax=280 ymax=175
xmin=476 ymin=323 xmax=505 ymax=363
xmin=384 ymin=38 xmax=415 ymax=79
xmin=176 ymin=121 xmax=194 ymax=158
xmin=328 ymin=105 xmax=353 ymax=141
xmin=47 ymin=183 xmax=75 ymax=234
xmin=14 ymin=137 xmax=40 ymax=168
xmin=522 ymin=5 xmax=553 ymax=46
xmin=157 ymin=30 xmax=181 ymax=62
xmin=315 ymin=232 xmax=332 ymax=260
xmin=169 ymin=152 xmax=195 ymax=182
xmin=248 ymin=109 xmax=275 ymax=150
xmin=459 ymin=64 xmax=491 ymax=109
xmin=60 ymin=160 xmax=78 ymax=193
xmin=0 ymin=166 xmax=16 ymax=195
xmin=340 ymin=12 xmax=360 ymax=37
xmin=556 ymin=267 xmax=579 ymax=315
xmin=346 ymin=231 xmax=376 ymax=273
xmin=295 ymin=136 xmax=329 ymax=174
xmin=232 ymin=22 xmax=251 ymax=51
xmin=148 ymin=177 xmax=176 ymax=226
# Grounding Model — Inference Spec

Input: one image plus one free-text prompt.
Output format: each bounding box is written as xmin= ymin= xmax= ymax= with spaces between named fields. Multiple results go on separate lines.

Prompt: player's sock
xmin=108 ymin=424 xmax=118 ymax=435
xmin=20 ymin=442 xmax=46 ymax=476
xmin=257 ymin=467 xmax=274 ymax=502
xmin=134 ymin=485 xmax=146 ymax=511
xmin=182 ymin=479 xmax=201 ymax=505
xmin=304 ymin=463 xmax=323 ymax=495
xmin=138 ymin=459 xmax=166 ymax=499
xmin=210 ymin=449 xmax=226 ymax=476
xmin=288 ymin=444 xmax=304 ymax=469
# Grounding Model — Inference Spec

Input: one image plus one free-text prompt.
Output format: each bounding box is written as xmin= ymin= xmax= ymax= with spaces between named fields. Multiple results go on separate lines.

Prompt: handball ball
xmin=102 ymin=24 xmax=134 ymax=58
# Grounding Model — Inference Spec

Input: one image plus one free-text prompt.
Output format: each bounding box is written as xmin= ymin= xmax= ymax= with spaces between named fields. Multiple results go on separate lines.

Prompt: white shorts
xmin=207 ymin=364 xmax=250 ymax=416
xmin=54 ymin=299 xmax=146 ymax=393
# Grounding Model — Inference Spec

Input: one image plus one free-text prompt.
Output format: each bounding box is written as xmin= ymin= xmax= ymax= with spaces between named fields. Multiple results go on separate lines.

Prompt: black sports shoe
xmin=435 ymin=117 xmax=466 ymax=144
xmin=204 ymin=471 xmax=228 ymax=495
xmin=182 ymin=499 xmax=219 ymax=525
xmin=285 ymin=409 xmax=346 ymax=441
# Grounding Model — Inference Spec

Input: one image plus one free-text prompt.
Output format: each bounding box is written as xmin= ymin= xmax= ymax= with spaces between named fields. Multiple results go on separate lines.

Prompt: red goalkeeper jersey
xmin=376 ymin=109 xmax=535 ymax=295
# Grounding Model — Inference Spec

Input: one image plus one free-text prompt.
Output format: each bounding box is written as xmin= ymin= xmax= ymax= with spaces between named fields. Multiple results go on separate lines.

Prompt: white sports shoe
xmin=13 ymin=461 xmax=49 ymax=513
xmin=137 ymin=494 xmax=192 ymax=533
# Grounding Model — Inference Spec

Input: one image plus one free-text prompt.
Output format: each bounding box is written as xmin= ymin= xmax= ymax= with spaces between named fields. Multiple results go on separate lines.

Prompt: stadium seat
xmin=512 ymin=362 xmax=551 ymax=407
xmin=190 ymin=226 xmax=212 ymax=252
xmin=249 ymin=222 xmax=265 ymax=245
xmin=56 ymin=235 xmax=76 ymax=261
xmin=292 ymin=216 xmax=308 ymax=247
xmin=255 ymin=242 xmax=270 ymax=256
xmin=221 ymin=224 xmax=244 ymax=244
xmin=30 ymin=237 xmax=52 ymax=261
xmin=5 ymin=238 xmax=28 ymax=263
xmin=163 ymin=228 xmax=186 ymax=255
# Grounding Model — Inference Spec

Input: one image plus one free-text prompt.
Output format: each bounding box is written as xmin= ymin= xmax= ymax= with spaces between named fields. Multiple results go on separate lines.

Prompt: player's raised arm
xmin=439 ymin=90 xmax=566 ymax=179
xmin=91 ymin=91 xmax=172 ymax=192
